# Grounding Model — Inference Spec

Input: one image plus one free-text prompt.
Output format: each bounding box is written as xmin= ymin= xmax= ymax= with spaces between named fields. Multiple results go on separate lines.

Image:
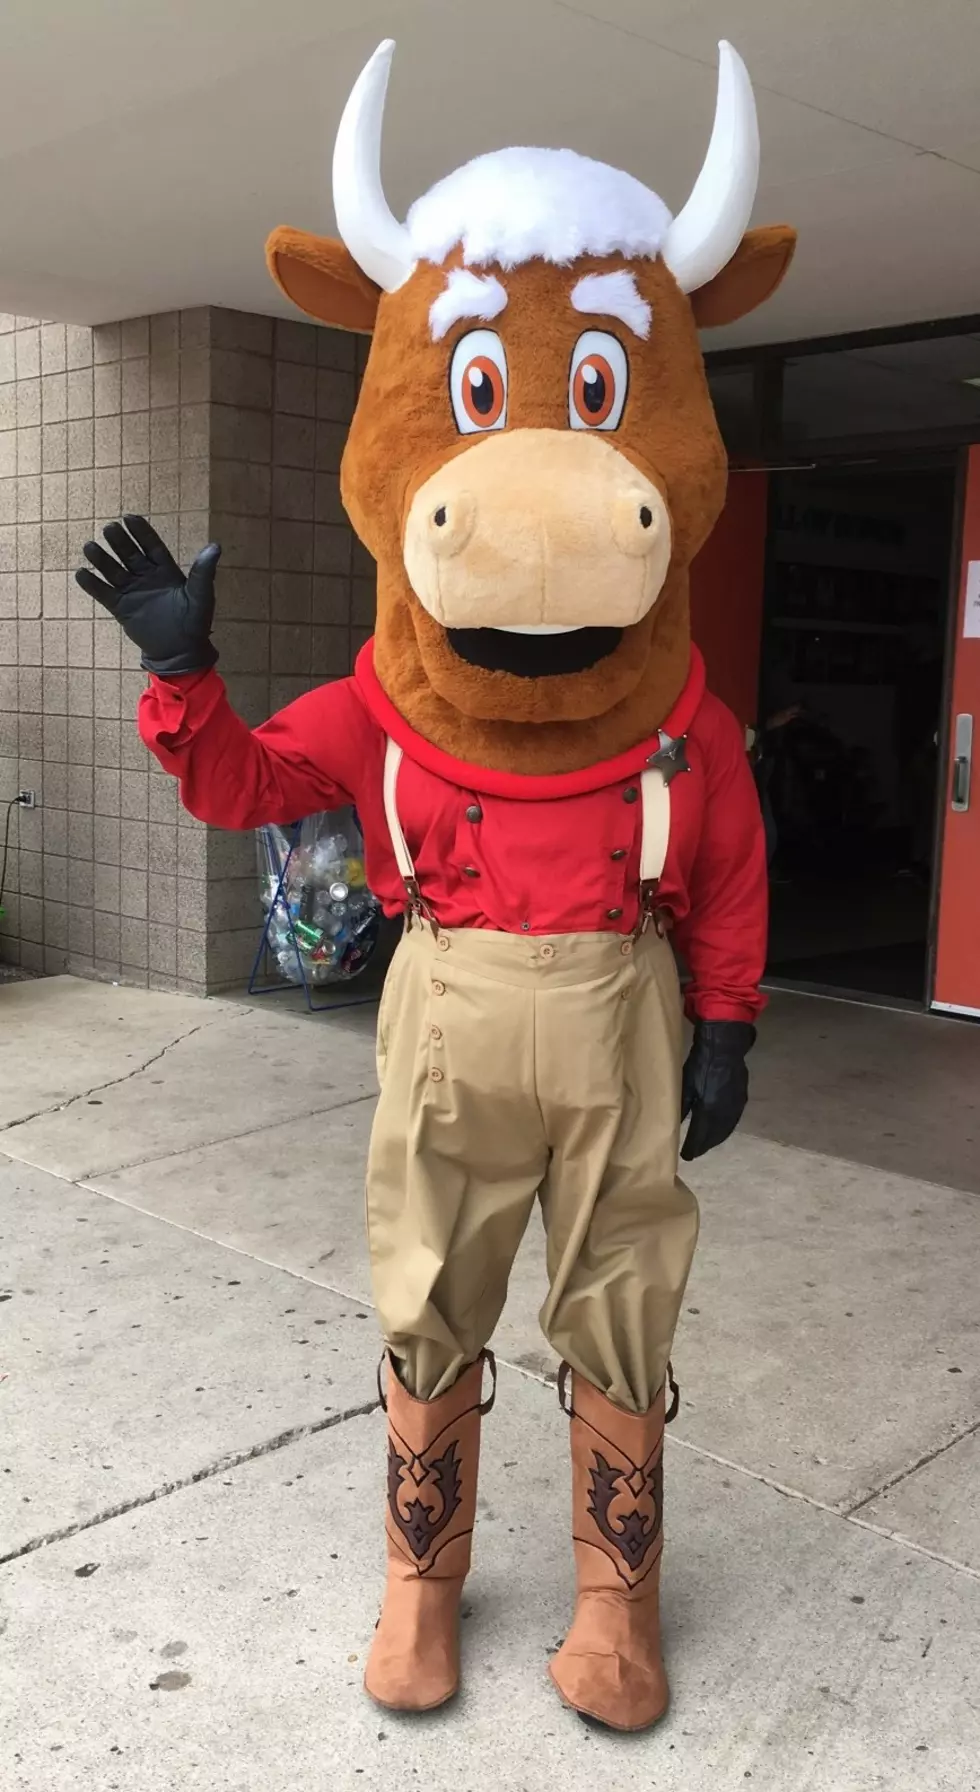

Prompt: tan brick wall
xmin=0 ymin=307 xmax=370 ymax=994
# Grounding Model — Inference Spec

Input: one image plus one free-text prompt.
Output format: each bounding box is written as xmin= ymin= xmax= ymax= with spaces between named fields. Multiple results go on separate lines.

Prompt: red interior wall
xmin=689 ymin=471 xmax=769 ymax=727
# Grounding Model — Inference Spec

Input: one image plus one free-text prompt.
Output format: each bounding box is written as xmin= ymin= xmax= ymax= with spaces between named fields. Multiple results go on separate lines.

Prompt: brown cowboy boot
xmin=364 ymin=1351 xmax=494 ymax=1712
xmin=549 ymin=1366 xmax=676 ymax=1731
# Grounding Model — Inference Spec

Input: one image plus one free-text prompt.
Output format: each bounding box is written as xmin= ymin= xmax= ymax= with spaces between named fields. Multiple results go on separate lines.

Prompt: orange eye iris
xmin=572 ymin=354 xmax=616 ymax=427
xmin=461 ymin=356 xmax=505 ymax=428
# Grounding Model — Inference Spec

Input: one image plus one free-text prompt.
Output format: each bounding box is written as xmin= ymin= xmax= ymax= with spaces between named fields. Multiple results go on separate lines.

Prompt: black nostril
xmin=434 ymin=506 xmax=447 ymax=528
xmin=639 ymin=506 xmax=653 ymax=529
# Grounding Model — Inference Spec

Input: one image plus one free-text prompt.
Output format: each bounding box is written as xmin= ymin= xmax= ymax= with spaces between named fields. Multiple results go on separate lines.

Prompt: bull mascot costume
xmin=77 ymin=40 xmax=795 ymax=1732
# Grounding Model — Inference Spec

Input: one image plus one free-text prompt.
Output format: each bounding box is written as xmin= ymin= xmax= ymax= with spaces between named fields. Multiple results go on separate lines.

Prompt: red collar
xmin=354 ymin=640 xmax=706 ymax=801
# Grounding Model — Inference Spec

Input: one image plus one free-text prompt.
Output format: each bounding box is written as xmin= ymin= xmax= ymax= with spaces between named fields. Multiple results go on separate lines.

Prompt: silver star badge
xmin=646 ymin=732 xmax=690 ymax=786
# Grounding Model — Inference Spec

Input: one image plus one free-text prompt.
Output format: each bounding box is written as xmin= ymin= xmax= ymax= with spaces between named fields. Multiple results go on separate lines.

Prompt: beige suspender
xmin=383 ymin=737 xmax=431 ymax=926
xmin=636 ymin=731 xmax=681 ymax=934
xmin=383 ymin=739 xmax=414 ymax=885
xmin=639 ymin=764 xmax=670 ymax=885
xmin=382 ymin=734 xmax=674 ymax=928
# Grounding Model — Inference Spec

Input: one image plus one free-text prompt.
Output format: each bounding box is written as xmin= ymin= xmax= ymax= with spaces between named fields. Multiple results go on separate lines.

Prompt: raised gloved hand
xmin=680 ymin=1020 xmax=756 ymax=1161
xmin=75 ymin=514 xmax=221 ymax=676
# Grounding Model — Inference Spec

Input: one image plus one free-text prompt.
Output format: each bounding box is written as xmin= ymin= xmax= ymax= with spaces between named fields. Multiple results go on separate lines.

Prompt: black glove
xmin=680 ymin=1020 xmax=756 ymax=1161
xmin=75 ymin=513 xmax=221 ymax=676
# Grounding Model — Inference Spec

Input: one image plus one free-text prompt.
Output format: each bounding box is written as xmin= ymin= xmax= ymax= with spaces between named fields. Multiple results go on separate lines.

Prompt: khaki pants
xmin=366 ymin=923 xmax=699 ymax=1413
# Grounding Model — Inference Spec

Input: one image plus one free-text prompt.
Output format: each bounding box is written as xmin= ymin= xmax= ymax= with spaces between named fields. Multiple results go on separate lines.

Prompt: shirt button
xmin=606 ymin=907 xmax=624 ymax=921
xmin=462 ymin=865 xmax=480 ymax=878
xmin=430 ymin=1024 xmax=443 ymax=1042
xmin=437 ymin=934 xmax=450 ymax=951
xmin=432 ymin=980 xmax=446 ymax=996
xmin=521 ymin=921 xmax=531 ymax=932
xmin=465 ymin=803 xmax=483 ymax=823
xmin=540 ymin=943 xmax=556 ymax=960
xmin=610 ymin=848 xmax=628 ymax=861
xmin=620 ymin=940 xmax=633 ymax=957
xmin=623 ymin=786 xmax=639 ymax=804
xmin=429 ymin=1067 xmax=444 ymax=1083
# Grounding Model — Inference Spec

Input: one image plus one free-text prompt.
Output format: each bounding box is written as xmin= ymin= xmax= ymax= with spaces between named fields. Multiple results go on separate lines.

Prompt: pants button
xmin=540 ymin=943 xmax=556 ymax=961
xmin=620 ymin=940 xmax=633 ymax=957
xmin=437 ymin=933 xmax=450 ymax=951
xmin=429 ymin=1067 xmax=444 ymax=1083
xmin=432 ymin=980 xmax=445 ymax=996
xmin=621 ymin=987 xmax=632 ymax=1001
xmin=430 ymin=1024 xmax=443 ymax=1042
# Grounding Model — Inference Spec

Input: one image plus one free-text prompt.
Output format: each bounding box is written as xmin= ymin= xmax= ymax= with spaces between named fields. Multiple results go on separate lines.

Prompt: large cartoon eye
xmin=569 ymin=331 xmax=629 ymax=431
xmin=449 ymin=329 xmax=508 ymax=435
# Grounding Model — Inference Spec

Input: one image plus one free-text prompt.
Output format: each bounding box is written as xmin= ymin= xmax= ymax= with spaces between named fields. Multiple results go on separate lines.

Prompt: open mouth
xmin=446 ymin=626 xmax=624 ymax=678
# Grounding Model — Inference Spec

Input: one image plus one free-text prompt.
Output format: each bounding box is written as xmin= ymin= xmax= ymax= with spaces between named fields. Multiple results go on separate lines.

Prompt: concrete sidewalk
xmin=2 ymin=975 xmax=979 ymax=1791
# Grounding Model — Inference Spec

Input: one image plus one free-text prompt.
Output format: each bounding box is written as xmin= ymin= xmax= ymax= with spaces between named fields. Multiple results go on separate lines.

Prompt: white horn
xmin=662 ymin=41 xmax=759 ymax=294
xmin=332 ymin=39 xmax=415 ymax=293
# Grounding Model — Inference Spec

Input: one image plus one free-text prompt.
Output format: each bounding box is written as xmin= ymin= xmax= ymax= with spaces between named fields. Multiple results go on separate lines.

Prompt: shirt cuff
xmin=684 ymin=991 xmax=767 ymax=1024
xmin=138 ymin=666 xmax=224 ymax=746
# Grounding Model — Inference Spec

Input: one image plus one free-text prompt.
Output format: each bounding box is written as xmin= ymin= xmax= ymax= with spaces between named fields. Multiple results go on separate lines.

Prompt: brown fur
xmin=267 ymin=228 xmax=380 ymax=334
xmin=690 ymin=227 xmax=796 ymax=329
xmin=265 ymin=225 xmax=797 ymax=773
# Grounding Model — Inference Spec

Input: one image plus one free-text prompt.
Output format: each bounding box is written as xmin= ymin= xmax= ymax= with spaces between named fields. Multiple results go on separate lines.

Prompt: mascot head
xmin=267 ymin=40 xmax=795 ymax=773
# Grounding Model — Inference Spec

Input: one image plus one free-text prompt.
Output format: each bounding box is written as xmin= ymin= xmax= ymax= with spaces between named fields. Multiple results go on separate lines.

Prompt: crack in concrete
xmin=61 ymin=1168 xmax=980 ymax=1587
xmin=73 ymin=1169 xmax=376 ymax=1303
xmin=0 ymin=1396 xmax=380 ymax=1570
xmin=502 ymin=1357 xmax=980 ymax=1584
xmin=10 ymin=1148 xmax=380 ymax=1311
xmin=843 ymin=1412 xmax=980 ymax=1518
xmin=8 ymin=1060 xmax=979 ymax=1588
xmin=551 ymin=0 xmax=980 ymax=176
xmin=75 ymin=1088 xmax=377 ymax=1182
xmin=666 ymin=1432 xmax=980 ymax=1584
xmin=0 ymin=1013 xmax=238 ymax=1138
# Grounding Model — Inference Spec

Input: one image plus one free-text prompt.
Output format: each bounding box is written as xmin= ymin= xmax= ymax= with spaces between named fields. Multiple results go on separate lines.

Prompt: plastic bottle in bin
xmin=256 ymin=807 xmax=381 ymax=985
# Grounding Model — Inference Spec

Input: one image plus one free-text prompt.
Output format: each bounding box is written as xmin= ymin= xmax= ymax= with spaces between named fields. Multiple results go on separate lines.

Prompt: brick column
xmin=0 ymin=307 xmax=370 ymax=994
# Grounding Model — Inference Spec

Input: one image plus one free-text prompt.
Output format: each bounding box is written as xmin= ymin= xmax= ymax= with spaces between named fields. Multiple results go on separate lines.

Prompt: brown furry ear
xmin=265 ymin=227 xmax=381 ymax=334
xmin=689 ymin=226 xmax=797 ymax=329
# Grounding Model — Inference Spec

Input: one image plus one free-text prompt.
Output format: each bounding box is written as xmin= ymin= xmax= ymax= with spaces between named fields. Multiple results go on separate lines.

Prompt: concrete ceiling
xmin=2 ymin=0 xmax=980 ymax=348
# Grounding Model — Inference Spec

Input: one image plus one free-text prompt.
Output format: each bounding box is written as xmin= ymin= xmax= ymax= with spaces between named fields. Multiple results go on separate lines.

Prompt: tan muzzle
xmin=403 ymin=429 xmax=671 ymax=633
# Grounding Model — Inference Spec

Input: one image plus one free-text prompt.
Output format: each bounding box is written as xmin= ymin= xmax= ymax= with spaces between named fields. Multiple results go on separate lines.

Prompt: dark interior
xmin=756 ymin=462 xmax=954 ymax=1004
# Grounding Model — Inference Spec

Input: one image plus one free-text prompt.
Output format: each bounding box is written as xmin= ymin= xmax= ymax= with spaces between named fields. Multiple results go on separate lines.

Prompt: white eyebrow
xmin=429 ymin=268 xmax=508 ymax=342
xmin=570 ymin=270 xmax=652 ymax=339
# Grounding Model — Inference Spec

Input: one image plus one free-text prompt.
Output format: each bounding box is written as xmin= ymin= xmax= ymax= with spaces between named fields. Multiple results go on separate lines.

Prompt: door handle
xmin=951 ymin=714 xmax=973 ymax=813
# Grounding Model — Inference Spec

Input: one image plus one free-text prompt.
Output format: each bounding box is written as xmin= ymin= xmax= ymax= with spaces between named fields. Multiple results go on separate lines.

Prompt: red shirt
xmin=139 ymin=642 xmax=767 ymax=1022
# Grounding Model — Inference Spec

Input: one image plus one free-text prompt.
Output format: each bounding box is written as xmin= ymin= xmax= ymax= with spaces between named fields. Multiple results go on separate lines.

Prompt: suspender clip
xmin=637 ymin=878 xmax=662 ymax=938
xmin=403 ymin=876 xmax=439 ymax=937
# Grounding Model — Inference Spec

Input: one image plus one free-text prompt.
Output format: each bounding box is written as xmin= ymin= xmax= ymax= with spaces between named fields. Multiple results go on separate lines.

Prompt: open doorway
xmin=757 ymin=460 xmax=955 ymax=1004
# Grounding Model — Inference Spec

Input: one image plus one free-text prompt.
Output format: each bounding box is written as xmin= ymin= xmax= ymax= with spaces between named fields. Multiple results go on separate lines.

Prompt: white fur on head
xmin=570 ymin=270 xmax=652 ymax=339
xmin=334 ymin=40 xmax=759 ymax=298
xmin=407 ymin=147 xmax=672 ymax=272
xmin=430 ymin=268 xmax=508 ymax=342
